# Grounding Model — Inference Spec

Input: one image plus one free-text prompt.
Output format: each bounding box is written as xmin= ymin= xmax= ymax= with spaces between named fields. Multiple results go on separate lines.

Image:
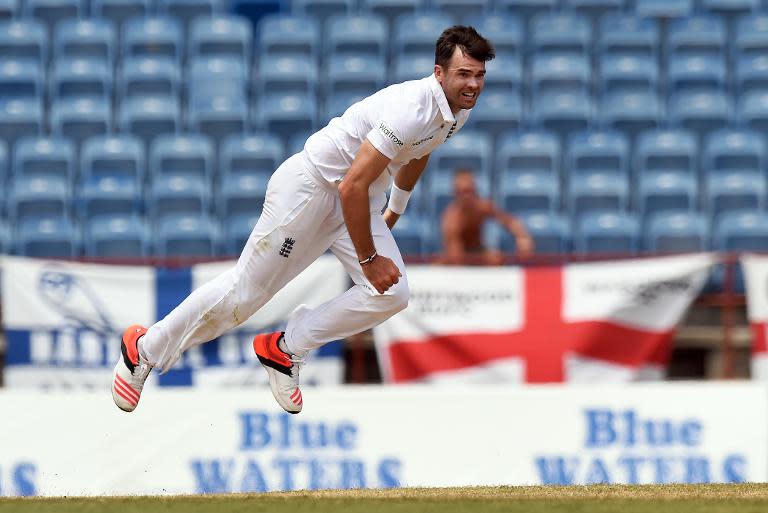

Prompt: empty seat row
xmin=8 ymin=207 xmax=768 ymax=260
xmin=390 ymin=209 xmax=768 ymax=258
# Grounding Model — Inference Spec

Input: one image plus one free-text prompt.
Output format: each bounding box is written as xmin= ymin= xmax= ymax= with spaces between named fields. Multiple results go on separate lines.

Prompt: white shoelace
xmin=130 ymin=360 xmax=153 ymax=391
xmin=289 ymin=354 xmax=305 ymax=379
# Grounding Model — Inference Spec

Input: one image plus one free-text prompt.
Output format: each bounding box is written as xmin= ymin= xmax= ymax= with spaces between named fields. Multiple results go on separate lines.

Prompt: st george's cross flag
xmin=743 ymin=253 xmax=768 ymax=380
xmin=373 ymin=254 xmax=717 ymax=383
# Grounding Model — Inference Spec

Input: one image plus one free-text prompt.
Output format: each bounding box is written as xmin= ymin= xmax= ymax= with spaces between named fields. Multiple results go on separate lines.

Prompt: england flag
xmin=374 ymin=254 xmax=717 ymax=383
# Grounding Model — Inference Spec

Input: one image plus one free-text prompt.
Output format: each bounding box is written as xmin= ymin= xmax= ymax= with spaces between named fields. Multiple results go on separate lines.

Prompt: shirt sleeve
xmin=366 ymin=106 xmax=421 ymax=160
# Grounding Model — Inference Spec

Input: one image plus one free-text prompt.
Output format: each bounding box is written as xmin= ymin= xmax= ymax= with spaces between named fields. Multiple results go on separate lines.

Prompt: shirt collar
xmin=427 ymin=74 xmax=456 ymax=123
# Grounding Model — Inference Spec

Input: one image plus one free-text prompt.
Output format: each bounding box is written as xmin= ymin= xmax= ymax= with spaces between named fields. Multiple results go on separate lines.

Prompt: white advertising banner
xmin=1 ymin=255 xmax=348 ymax=388
xmin=0 ymin=383 xmax=763 ymax=496
xmin=742 ymin=253 xmax=768 ymax=380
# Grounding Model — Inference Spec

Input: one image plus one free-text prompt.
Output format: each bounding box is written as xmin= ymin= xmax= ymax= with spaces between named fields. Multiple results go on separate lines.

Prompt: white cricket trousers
xmin=141 ymin=153 xmax=410 ymax=371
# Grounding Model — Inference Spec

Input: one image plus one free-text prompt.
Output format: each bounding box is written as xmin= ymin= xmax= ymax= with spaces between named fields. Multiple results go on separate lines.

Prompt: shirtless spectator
xmin=440 ymin=169 xmax=534 ymax=265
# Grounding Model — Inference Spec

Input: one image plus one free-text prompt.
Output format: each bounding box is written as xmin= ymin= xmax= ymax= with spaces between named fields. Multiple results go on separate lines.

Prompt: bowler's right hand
xmin=362 ymin=255 xmax=402 ymax=294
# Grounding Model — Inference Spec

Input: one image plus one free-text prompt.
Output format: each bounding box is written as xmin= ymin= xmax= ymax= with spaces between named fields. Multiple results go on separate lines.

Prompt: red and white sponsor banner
xmin=742 ymin=254 xmax=768 ymax=379
xmin=374 ymin=254 xmax=717 ymax=383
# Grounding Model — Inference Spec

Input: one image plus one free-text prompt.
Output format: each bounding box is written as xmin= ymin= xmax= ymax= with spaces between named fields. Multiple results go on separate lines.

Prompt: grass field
xmin=2 ymin=484 xmax=768 ymax=513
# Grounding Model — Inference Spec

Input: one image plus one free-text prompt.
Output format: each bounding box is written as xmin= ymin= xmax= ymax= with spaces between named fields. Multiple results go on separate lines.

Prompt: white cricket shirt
xmin=300 ymin=74 xmax=471 ymax=211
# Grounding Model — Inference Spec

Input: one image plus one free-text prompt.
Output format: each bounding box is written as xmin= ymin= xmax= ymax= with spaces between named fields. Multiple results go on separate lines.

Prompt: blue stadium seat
xmin=668 ymin=55 xmax=727 ymax=94
xmin=391 ymin=212 xmax=430 ymax=256
xmin=0 ymin=19 xmax=47 ymax=63
xmin=702 ymin=128 xmax=766 ymax=177
xmin=54 ymin=18 xmax=116 ymax=65
xmin=24 ymin=0 xmax=81 ymax=39
xmin=365 ymin=0 xmax=425 ymax=30
xmin=158 ymin=0 xmax=218 ymax=33
xmin=736 ymin=54 xmax=768 ymax=95
xmin=570 ymin=0 xmax=624 ymax=20
xmin=79 ymin=175 xmax=141 ymax=219
xmin=16 ymin=216 xmax=79 ymax=257
xmin=531 ymin=92 xmax=595 ymax=141
xmin=430 ymin=130 xmax=493 ymax=179
xmin=217 ymin=173 xmax=268 ymax=218
xmin=738 ymin=90 xmax=768 ymax=136
xmin=668 ymin=14 xmax=726 ymax=58
xmin=643 ymin=211 xmax=709 ymax=253
xmin=734 ymin=12 xmax=768 ymax=58
xmin=713 ymin=210 xmax=768 ymax=252
xmin=669 ymin=90 xmax=732 ymax=140
xmin=635 ymin=128 xmax=698 ymax=175
xmin=122 ymin=16 xmax=182 ymax=63
xmin=323 ymin=91 xmax=367 ymax=123
xmin=0 ymin=59 xmax=43 ymax=100
xmin=517 ymin=211 xmax=570 ymax=254
xmin=288 ymin=130 xmax=312 ymax=156
xmin=257 ymin=14 xmax=320 ymax=60
xmin=13 ymin=136 xmax=75 ymax=182
xmin=118 ymin=57 xmax=181 ymax=102
xmin=428 ymin=169 xmax=491 ymax=218
xmin=466 ymin=13 xmax=523 ymax=57
xmin=94 ymin=0 xmax=150 ymax=33
xmin=574 ymin=211 xmax=641 ymax=254
xmin=50 ymin=98 xmax=111 ymax=150
xmin=188 ymin=56 xmax=247 ymax=104
xmin=149 ymin=133 xmax=214 ymax=181
xmin=706 ymin=171 xmax=766 ymax=219
xmin=600 ymin=91 xmax=662 ymax=141
xmin=497 ymin=172 xmax=560 ymax=214
xmin=392 ymin=13 xmax=454 ymax=58
xmin=567 ymin=130 xmax=629 ymax=177
xmin=49 ymin=58 xmax=112 ymax=103
xmin=188 ymin=96 xmax=248 ymax=147
xmin=293 ymin=0 xmax=352 ymax=26
xmin=390 ymin=53 xmax=434 ymax=83
xmin=634 ymin=0 xmax=692 ymax=18
xmin=223 ymin=212 xmax=260 ymax=255
xmin=324 ymin=14 xmax=387 ymax=59
xmin=637 ymin=171 xmax=698 ymax=216
xmin=255 ymin=54 xmax=318 ymax=96
xmin=253 ymin=93 xmax=318 ymax=144
xmin=325 ymin=54 xmax=386 ymax=97
xmin=598 ymin=13 xmax=659 ymax=59
xmin=0 ymin=139 xmax=7 ymax=184
xmin=84 ymin=214 xmax=150 ymax=257
xmin=0 ymin=0 xmax=17 ymax=20
xmin=530 ymin=11 xmax=591 ymax=56
xmin=496 ymin=130 xmax=561 ymax=179
xmin=599 ymin=55 xmax=658 ymax=96
xmin=188 ymin=15 xmax=252 ymax=64
xmin=81 ymin=134 xmax=145 ymax=184
xmin=8 ymin=176 xmax=70 ymax=222
xmin=148 ymin=174 xmax=210 ymax=219
xmin=433 ymin=0 xmax=489 ymax=21
xmin=466 ymin=91 xmax=523 ymax=142
xmin=497 ymin=0 xmax=557 ymax=23
xmin=531 ymin=53 xmax=591 ymax=95
xmin=0 ymin=99 xmax=43 ymax=152
xmin=568 ymin=172 xmax=630 ymax=218
xmin=119 ymin=96 xmax=180 ymax=150
xmin=155 ymin=213 xmax=219 ymax=257
xmin=482 ymin=55 xmax=523 ymax=94
xmin=701 ymin=0 xmax=759 ymax=20
xmin=0 ymin=219 xmax=11 ymax=254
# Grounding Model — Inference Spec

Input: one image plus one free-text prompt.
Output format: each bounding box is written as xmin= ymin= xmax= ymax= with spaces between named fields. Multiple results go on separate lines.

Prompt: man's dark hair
xmin=435 ymin=25 xmax=495 ymax=68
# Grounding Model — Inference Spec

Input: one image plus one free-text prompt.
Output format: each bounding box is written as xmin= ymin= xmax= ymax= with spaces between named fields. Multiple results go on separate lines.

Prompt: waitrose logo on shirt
xmin=378 ymin=123 xmax=404 ymax=146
